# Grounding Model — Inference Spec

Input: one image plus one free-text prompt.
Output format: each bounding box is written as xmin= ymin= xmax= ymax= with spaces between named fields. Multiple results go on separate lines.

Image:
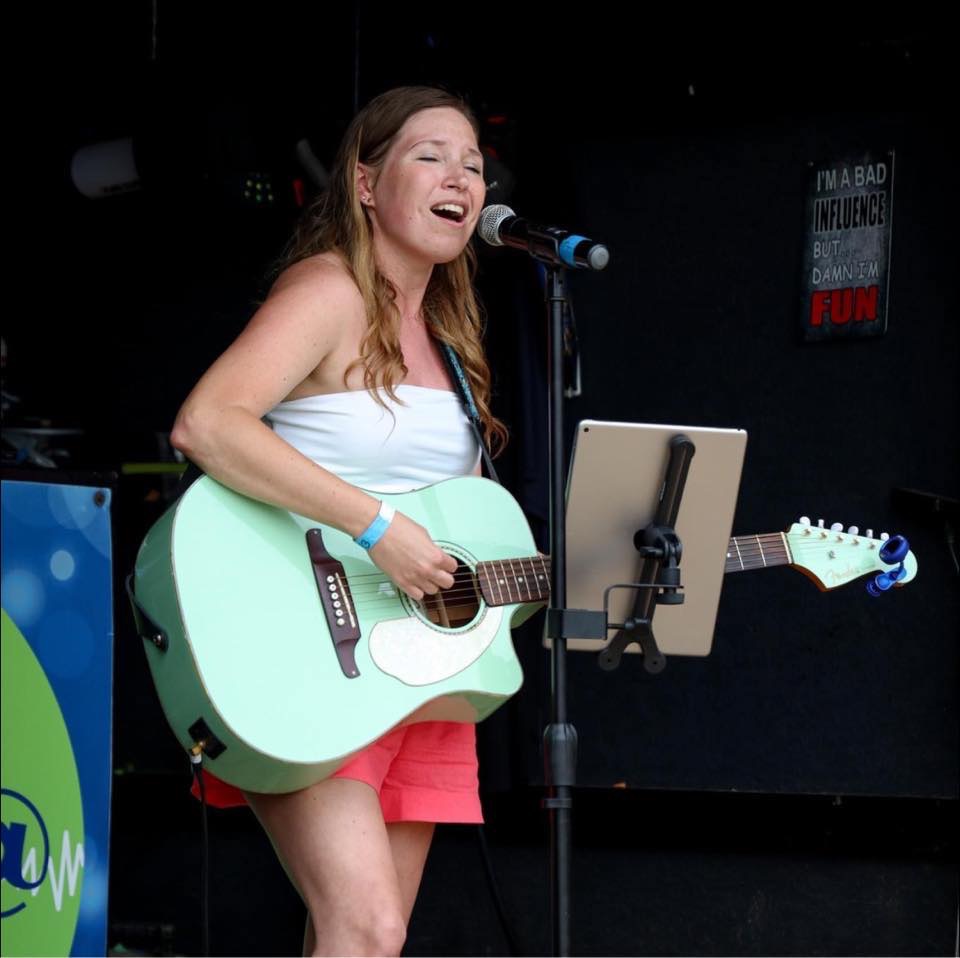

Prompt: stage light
xmin=70 ymin=137 xmax=142 ymax=199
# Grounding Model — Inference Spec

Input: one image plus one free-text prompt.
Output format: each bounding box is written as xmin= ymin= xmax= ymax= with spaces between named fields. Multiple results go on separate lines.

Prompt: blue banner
xmin=1 ymin=478 xmax=113 ymax=957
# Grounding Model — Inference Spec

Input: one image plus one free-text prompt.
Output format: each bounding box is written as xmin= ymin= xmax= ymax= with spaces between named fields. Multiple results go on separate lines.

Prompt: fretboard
xmin=476 ymin=555 xmax=551 ymax=607
xmin=724 ymin=533 xmax=791 ymax=573
xmin=476 ymin=533 xmax=792 ymax=606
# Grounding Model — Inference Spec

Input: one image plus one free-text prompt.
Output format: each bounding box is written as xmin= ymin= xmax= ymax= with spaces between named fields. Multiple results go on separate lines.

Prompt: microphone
xmin=477 ymin=204 xmax=610 ymax=271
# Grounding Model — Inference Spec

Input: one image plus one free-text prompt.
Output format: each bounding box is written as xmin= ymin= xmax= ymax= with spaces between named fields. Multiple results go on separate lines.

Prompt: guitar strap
xmin=437 ymin=340 xmax=501 ymax=485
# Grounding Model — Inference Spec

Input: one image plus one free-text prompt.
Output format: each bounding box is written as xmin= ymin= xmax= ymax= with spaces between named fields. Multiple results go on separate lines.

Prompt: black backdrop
xmin=6 ymin=6 xmax=956 ymax=955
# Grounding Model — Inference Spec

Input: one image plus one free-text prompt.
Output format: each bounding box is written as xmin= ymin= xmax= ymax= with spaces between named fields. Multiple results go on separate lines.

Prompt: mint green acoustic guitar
xmin=132 ymin=475 xmax=917 ymax=793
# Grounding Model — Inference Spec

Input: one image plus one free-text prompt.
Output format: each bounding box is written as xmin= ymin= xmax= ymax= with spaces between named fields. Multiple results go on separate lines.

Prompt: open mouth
xmin=430 ymin=203 xmax=467 ymax=224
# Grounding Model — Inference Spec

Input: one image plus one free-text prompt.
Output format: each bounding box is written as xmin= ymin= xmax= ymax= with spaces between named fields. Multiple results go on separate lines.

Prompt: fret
xmin=480 ymin=531 xmax=799 ymax=598
xmin=779 ymin=531 xmax=792 ymax=564
xmin=508 ymin=558 xmax=520 ymax=602
xmin=526 ymin=557 xmax=537 ymax=600
xmin=476 ymin=555 xmax=554 ymax=606
xmin=497 ymin=559 xmax=512 ymax=603
xmin=756 ymin=535 xmax=767 ymax=567
xmin=509 ymin=559 xmax=521 ymax=603
xmin=517 ymin=557 xmax=532 ymax=602
xmin=536 ymin=555 xmax=551 ymax=600
xmin=498 ymin=559 xmax=512 ymax=603
xmin=760 ymin=533 xmax=789 ymax=567
xmin=726 ymin=533 xmax=791 ymax=573
xmin=488 ymin=560 xmax=500 ymax=603
xmin=477 ymin=563 xmax=489 ymax=604
xmin=492 ymin=560 xmax=505 ymax=605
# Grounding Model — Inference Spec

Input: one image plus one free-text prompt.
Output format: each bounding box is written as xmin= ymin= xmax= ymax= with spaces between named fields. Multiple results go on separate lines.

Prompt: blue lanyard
xmin=439 ymin=341 xmax=500 ymax=484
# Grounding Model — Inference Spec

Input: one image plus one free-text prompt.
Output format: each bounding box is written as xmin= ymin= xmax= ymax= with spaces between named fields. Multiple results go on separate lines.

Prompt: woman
xmin=170 ymin=86 xmax=507 ymax=956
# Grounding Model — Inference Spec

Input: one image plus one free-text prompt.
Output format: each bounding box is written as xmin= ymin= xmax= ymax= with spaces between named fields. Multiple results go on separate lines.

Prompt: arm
xmin=170 ymin=257 xmax=455 ymax=600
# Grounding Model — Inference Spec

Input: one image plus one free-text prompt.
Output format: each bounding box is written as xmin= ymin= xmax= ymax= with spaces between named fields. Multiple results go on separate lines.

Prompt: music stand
xmin=546 ymin=419 xmax=748 ymax=667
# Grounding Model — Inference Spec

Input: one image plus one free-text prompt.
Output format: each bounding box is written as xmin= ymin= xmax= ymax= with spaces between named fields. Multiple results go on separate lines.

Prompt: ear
xmin=356 ymin=163 xmax=376 ymax=208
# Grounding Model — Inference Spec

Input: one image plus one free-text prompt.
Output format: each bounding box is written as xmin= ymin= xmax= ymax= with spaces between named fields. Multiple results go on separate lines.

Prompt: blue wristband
xmin=354 ymin=501 xmax=396 ymax=550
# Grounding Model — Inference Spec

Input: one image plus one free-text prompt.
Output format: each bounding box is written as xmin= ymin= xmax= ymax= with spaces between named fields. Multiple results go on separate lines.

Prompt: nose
xmin=444 ymin=163 xmax=470 ymax=190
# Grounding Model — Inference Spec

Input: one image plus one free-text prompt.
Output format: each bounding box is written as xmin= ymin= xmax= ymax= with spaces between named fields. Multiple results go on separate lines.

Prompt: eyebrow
xmin=410 ymin=139 xmax=483 ymax=159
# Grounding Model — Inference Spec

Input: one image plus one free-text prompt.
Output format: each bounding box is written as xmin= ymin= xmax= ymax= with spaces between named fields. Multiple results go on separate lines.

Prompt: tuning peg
xmin=880 ymin=532 xmax=889 ymax=541
xmin=799 ymin=516 xmax=811 ymax=526
xmin=866 ymin=528 xmax=874 ymax=538
xmin=830 ymin=522 xmax=843 ymax=532
xmin=847 ymin=525 xmax=859 ymax=536
xmin=817 ymin=519 xmax=825 ymax=528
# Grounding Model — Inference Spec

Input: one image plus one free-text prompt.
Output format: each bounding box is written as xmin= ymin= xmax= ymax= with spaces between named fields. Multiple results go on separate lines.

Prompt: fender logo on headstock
xmin=823 ymin=564 xmax=861 ymax=586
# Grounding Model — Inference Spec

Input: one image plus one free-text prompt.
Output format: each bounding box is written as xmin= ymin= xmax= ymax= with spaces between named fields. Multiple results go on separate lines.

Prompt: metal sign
xmin=800 ymin=151 xmax=895 ymax=341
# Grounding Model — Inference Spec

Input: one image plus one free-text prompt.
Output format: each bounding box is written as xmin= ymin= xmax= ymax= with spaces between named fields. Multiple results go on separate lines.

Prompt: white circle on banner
xmin=50 ymin=550 xmax=76 ymax=581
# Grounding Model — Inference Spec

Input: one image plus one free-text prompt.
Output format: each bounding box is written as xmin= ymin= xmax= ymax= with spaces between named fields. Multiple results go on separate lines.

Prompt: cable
xmin=475 ymin=825 xmax=522 ymax=957
xmin=190 ymin=746 xmax=211 ymax=957
xmin=944 ymin=522 xmax=959 ymax=577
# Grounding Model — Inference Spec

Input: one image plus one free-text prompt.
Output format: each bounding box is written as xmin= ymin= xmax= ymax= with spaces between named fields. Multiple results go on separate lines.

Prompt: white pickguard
xmin=368 ymin=606 xmax=504 ymax=686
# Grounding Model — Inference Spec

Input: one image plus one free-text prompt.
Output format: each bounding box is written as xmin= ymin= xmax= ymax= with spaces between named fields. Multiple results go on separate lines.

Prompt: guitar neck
xmin=476 ymin=555 xmax=551 ymax=607
xmin=476 ymin=533 xmax=792 ymax=607
xmin=724 ymin=533 xmax=791 ymax=573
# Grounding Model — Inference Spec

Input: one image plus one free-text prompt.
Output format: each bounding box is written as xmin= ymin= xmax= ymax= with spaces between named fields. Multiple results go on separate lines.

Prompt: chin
xmin=424 ymin=239 xmax=470 ymax=266
xmin=433 ymin=250 xmax=465 ymax=265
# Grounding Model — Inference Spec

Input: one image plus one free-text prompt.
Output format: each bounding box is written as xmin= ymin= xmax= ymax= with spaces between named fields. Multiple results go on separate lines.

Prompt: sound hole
xmin=418 ymin=560 xmax=481 ymax=628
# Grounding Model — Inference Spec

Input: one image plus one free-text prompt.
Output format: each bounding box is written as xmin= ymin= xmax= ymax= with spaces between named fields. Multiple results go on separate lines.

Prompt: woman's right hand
xmin=369 ymin=511 xmax=458 ymax=601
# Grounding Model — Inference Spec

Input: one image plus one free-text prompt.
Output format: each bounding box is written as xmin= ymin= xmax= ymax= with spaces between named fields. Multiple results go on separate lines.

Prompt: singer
xmin=168 ymin=86 xmax=507 ymax=956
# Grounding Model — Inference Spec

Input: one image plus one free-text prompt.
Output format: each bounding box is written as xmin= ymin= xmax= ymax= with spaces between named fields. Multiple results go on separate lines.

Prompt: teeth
xmin=432 ymin=204 xmax=465 ymax=217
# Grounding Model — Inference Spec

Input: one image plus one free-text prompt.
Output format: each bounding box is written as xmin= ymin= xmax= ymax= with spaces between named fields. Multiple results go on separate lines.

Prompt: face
xmin=358 ymin=107 xmax=486 ymax=271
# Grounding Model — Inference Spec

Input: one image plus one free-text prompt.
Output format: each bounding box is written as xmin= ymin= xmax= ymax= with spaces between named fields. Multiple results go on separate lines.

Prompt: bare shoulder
xmin=239 ymin=251 xmax=365 ymax=363
xmin=266 ymin=252 xmax=362 ymax=313
xmin=175 ymin=254 xmax=363 ymax=418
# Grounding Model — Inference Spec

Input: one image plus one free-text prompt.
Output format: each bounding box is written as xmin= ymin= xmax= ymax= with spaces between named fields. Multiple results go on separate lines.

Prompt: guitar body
xmin=134 ymin=475 xmax=538 ymax=794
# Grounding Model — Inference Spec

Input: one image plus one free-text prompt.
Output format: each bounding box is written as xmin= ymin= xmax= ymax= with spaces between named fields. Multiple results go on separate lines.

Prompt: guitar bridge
xmin=306 ymin=529 xmax=362 ymax=678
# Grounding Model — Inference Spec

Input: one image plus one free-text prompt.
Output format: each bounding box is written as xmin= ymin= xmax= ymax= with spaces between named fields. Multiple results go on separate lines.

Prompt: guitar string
xmin=338 ymin=537 xmax=884 ymax=600
xmin=338 ymin=534 xmax=851 ymax=586
xmin=340 ymin=533 xmax=807 ymax=584
xmin=345 ymin=569 xmax=549 ymax=607
xmin=343 ymin=557 xmax=552 ymax=584
xmin=350 ymin=584 xmax=547 ymax=605
xmin=727 ymin=537 xmax=887 ymax=570
xmin=342 ymin=538 xmax=870 ymax=590
xmin=348 ymin=547 xmax=878 ymax=611
xmin=342 ymin=540 xmax=884 ymax=611
xmin=344 ymin=542 xmax=843 ymax=593
xmin=345 ymin=568 xmax=547 ymax=590
xmin=347 ymin=565 xmax=550 ymax=590
xmin=349 ymin=548 xmax=792 ymax=602
xmin=338 ymin=531 xmax=880 ymax=585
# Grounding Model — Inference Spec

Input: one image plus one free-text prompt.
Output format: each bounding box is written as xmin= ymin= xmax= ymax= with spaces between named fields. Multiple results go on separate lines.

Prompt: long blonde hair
xmin=279 ymin=86 xmax=507 ymax=455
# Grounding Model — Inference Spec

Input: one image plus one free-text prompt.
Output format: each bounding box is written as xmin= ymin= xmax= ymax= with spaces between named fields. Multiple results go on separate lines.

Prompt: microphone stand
xmin=543 ymin=263 xmax=576 ymax=957
xmin=484 ymin=206 xmax=609 ymax=955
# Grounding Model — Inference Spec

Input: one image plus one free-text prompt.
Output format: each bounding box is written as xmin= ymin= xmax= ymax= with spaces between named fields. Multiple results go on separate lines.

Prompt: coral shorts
xmin=191 ymin=720 xmax=483 ymax=824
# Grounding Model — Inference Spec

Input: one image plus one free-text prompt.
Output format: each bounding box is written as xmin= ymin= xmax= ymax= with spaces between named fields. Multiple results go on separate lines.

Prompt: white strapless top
xmin=265 ymin=385 xmax=480 ymax=492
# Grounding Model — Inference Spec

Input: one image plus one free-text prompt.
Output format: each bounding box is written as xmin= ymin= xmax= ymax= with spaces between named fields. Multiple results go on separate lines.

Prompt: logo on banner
xmin=1 ymin=789 xmax=51 ymax=915
xmin=1 ymin=610 xmax=85 ymax=955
